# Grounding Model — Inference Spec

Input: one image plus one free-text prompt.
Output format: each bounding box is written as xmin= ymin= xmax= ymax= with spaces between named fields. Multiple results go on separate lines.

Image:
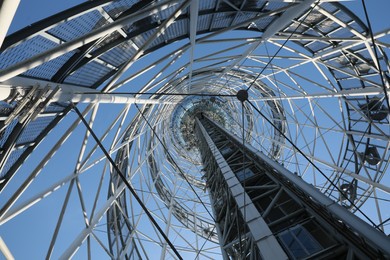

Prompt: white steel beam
xmin=217 ymin=119 xmax=390 ymax=255
xmin=3 ymin=2 xmax=114 ymax=50
xmin=102 ymin=0 xmax=192 ymax=92
xmin=196 ymin=118 xmax=289 ymax=260
xmin=249 ymin=86 xmax=384 ymax=101
xmin=216 ymin=0 xmax=316 ymax=87
xmin=52 ymin=92 xmax=175 ymax=105
xmin=262 ymin=0 xmax=316 ymax=40
xmin=187 ymin=0 xmax=199 ymax=91
xmin=0 ymin=237 xmax=14 ymax=260
xmin=0 ymin=0 xmax=20 ymax=49
xmin=0 ymin=78 xmax=175 ymax=104
xmin=59 ymin=179 xmax=130 ymax=259
xmin=0 ymin=0 xmax=182 ymax=82
xmin=0 ymin=103 xmax=97 ymax=221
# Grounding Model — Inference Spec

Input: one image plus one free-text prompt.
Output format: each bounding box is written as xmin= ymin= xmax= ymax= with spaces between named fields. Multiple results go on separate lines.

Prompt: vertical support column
xmin=195 ymin=118 xmax=288 ymax=259
xmin=195 ymin=116 xmax=390 ymax=259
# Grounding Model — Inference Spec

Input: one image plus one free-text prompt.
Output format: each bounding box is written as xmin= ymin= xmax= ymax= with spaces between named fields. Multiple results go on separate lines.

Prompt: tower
xmin=196 ymin=114 xmax=389 ymax=259
xmin=0 ymin=0 xmax=389 ymax=259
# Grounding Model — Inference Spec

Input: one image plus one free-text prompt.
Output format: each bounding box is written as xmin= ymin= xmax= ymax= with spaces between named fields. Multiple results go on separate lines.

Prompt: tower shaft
xmin=195 ymin=116 xmax=390 ymax=259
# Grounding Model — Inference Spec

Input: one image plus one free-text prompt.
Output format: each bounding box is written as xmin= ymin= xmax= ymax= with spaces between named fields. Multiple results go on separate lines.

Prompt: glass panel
xmin=280 ymin=231 xmax=307 ymax=259
xmin=235 ymin=168 xmax=254 ymax=181
xmin=293 ymin=227 xmax=322 ymax=255
xmin=279 ymin=224 xmax=323 ymax=259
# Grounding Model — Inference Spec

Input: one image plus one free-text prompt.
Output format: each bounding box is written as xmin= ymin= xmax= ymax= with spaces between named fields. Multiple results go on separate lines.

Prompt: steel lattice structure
xmin=0 ymin=0 xmax=389 ymax=259
xmin=196 ymin=116 xmax=389 ymax=259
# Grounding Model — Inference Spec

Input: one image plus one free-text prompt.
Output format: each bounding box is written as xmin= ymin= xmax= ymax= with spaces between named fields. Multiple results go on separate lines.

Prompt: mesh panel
xmin=265 ymin=1 xmax=289 ymax=11
xmin=162 ymin=20 xmax=187 ymax=45
xmin=156 ymin=3 xmax=177 ymax=21
xmin=100 ymin=41 xmax=137 ymax=67
xmin=334 ymin=10 xmax=353 ymax=26
xmin=103 ymin=0 xmax=137 ymax=18
xmin=329 ymin=28 xmax=355 ymax=38
xmin=22 ymin=51 xmax=76 ymax=80
xmin=306 ymin=41 xmax=331 ymax=53
xmin=0 ymin=147 xmax=27 ymax=178
xmin=16 ymin=116 xmax=56 ymax=145
xmin=211 ymin=12 xmax=235 ymax=30
xmin=44 ymin=104 xmax=67 ymax=113
xmin=253 ymin=16 xmax=275 ymax=31
xmin=321 ymin=2 xmax=338 ymax=13
xmin=132 ymin=29 xmax=156 ymax=49
xmin=93 ymin=31 xmax=122 ymax=52
xmin=64 ymin=60 xmax=112 ymax=86
xmin=316 ymin=19 xmax=339 ymax=34
xmin=48 ymin=10 xmax=107 ymax=42
xmin=349 ymin=21 xmax=366 ymax=35
xmin=0 ymin=36 xmax=57 ymax=70
xmin=305 ymin=10 xmax=326 ymax=26
xmin=0 ymin=119 xmax=18 ymax=148
xmin=199 ymin=0 xmax=217 ymax=11
xmin=198 ymin=15 xmax=212 ymax=32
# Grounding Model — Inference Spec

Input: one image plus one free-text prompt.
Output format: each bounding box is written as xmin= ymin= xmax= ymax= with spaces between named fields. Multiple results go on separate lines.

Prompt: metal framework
xmin=0 ymin=0 xmax=389 ymax=259
xmin=196 ymin=116 xmax=390 ymax=259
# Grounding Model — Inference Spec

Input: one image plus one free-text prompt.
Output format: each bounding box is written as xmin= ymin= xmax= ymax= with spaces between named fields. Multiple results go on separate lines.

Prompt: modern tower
xmin=0 ymin=0 xmax=389 ymax=259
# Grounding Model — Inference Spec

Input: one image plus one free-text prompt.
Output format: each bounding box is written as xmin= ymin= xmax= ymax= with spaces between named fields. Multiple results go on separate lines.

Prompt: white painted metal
xmin=216 ymin=119 xmax=390 ymax=255
xmin=0 ymin=1 xmax=389 ymax=259
xmin=0 ymin=237 xmax=14 ymax=260
xmin=0 ymin=86 xmax=11 ymax=101
xmin=249 ymin=86 xmax=384 ymax=101
xmin=59 ymin=179 xmax=128 ymax=259
xmin=0 ymin=0 xmax=183 ymax=82
xmin=197 ymin=118 xmax=289 ymax=259
xmin=101 ymin=0 xmax=192 ymax=92
xmin=0 ymin=0 xmax=20 ymax=49
xmin=53 ymin=92 xmax=175 ymax=104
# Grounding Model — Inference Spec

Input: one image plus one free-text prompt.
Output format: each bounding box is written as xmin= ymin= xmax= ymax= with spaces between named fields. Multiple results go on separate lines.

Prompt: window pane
xmin=279 ymin=224 xmax=323 ymax=259
xmin=293 ymin=226 xmax=322 ymax=254
xmin=280 ymin=232 xmax=306 ymax=258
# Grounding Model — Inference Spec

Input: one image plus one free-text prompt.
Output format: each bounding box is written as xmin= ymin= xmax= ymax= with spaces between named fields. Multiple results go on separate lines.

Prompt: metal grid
xmin=0 ymin=1 xmax=388 ymax=259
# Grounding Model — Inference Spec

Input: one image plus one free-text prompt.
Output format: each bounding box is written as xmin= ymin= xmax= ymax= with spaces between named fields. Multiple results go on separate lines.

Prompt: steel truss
xmin=0 ymin=0 xmax=389 ymax=259
xmin=196 ymin=116 xmax=390 ymax=259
